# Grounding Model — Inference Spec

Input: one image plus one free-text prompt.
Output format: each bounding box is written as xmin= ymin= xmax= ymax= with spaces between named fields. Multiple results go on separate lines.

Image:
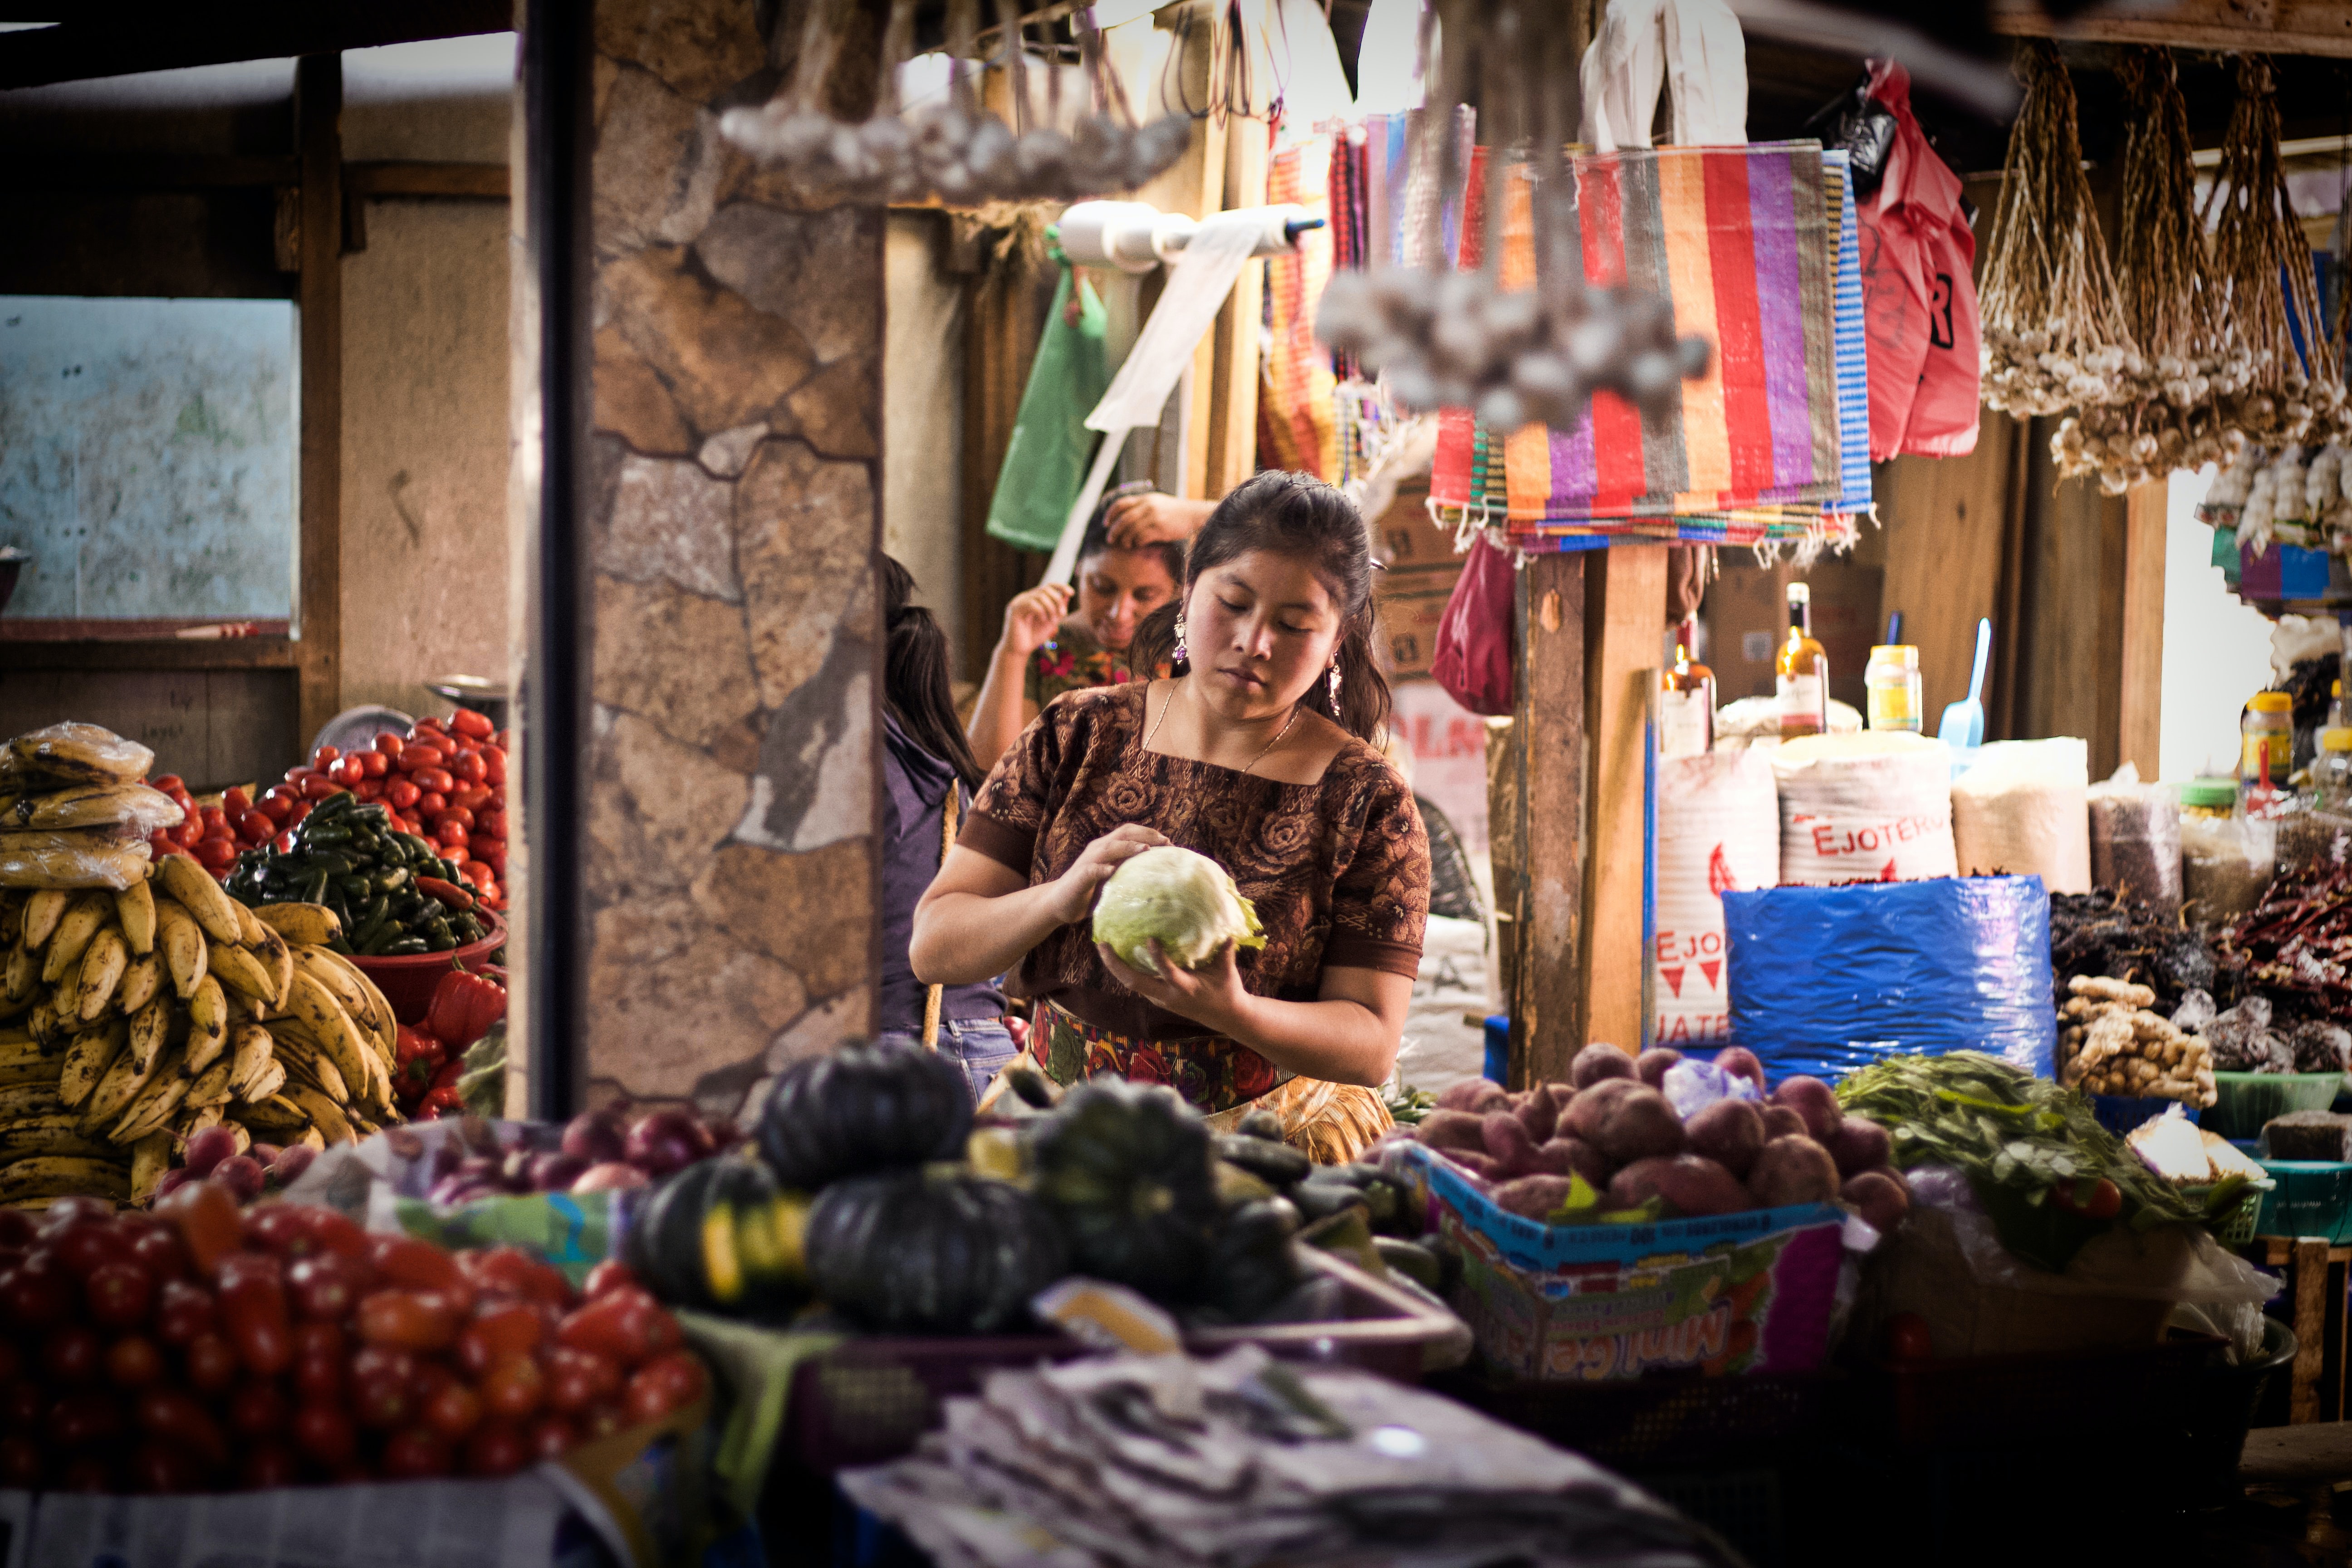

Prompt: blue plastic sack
xmin=1720 ymin=874 xmax=2054 ymax=1084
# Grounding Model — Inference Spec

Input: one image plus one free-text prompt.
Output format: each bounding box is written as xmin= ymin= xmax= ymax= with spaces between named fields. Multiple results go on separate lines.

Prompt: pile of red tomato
xmin=0 ymin=1186 xmax=703 ymax=1492
xmin=156 ymin=709 xmax=511 ymax=914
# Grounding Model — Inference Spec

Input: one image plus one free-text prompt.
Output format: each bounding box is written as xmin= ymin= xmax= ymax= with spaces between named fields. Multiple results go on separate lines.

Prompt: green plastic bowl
xmin=2205 ymin=1070 xmax=2345 ymax=1140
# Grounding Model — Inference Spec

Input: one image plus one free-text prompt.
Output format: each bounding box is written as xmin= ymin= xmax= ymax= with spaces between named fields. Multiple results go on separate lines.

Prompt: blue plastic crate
xmin=1484 ymin=1014 xmax=1509 ymax=1085
xmin=2252 ymin=1160 xmax=2352 ymax=1243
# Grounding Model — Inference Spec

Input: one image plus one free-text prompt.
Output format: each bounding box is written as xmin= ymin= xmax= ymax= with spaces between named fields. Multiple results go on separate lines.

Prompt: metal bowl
xmin=310 ymin=705 xmax=414 ymax=762
xmin=425 ymin=674 xmax=509 ymax=733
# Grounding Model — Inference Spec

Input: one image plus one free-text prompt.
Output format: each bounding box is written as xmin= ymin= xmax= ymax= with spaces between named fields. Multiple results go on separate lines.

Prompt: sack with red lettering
xmin=1769 ymin=732 xmax=1955 ymax=886
xmin=1654 ymin=749 xmax=1780 ymax=1049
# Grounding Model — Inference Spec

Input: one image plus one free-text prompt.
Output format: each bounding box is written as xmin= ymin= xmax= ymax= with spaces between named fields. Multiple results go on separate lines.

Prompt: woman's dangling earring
xmin=1327 ymin=661 xmax=1343 ymax=710
xmin=1172 ymin=614 xmax=1189 ymax=674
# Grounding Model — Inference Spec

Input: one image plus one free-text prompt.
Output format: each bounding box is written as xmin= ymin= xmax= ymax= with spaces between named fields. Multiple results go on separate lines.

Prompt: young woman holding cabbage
xmin=911 ymin=472 xmax=1431 ymax=1163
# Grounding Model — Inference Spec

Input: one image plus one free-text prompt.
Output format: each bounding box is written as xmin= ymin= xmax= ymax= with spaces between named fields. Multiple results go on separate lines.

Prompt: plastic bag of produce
xmin=1951 ymin=738 xmax=2091 ymax=893
xmin=0 ymin=837 xmax=150 ymax=889
xmin=1721 ymin=874 xmax=2055 ymax=1082
xmin=2182 ymin=813 xmax=2275 ymax=925
xmin=1654 ymin=749 xmax=1779 ymax=1047
xmin=2087 ymin=768 xmax=2182 ymax=913
xmin=1769 ymin=731 xmax=1955 ymax=885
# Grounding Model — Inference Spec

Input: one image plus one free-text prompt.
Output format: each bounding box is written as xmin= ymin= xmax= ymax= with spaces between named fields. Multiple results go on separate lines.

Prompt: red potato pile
xmin=1404 ymin=1046 xmax=1912 ymax=1234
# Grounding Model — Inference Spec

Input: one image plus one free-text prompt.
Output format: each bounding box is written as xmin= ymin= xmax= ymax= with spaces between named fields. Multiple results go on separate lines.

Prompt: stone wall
xmin=584 ymin=0 xmax=880 ymax=1110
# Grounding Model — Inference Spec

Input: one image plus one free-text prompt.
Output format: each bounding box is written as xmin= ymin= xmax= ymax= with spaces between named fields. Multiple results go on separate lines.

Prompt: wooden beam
xmin=1512 ymin=552 xmax=1586 ymax=1089
xmin=2118 ymin=479 xmax=2167 ymax=781
xmin=345 ymin=162 xmax=510 ymax=200
xmin=1203 ymin=117 xmax=1269 ymax=498
xmin=0 ymin=638 xmax=302 ymax=673
xmin=0 ymin=156 xmax=298 ymax=191
xmin=1582 ymin=544 xmax=1665 ymax=1055
xmin=295 ymin=55 xmax=344 ymax=755
xmin=1989 ymin=0 xmax=2352 ymax=59
xmin=0 ymin=0 xmax=510 ymax=89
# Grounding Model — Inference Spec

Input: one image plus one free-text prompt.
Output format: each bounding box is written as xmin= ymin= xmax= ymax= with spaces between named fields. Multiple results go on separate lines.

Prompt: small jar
xmin=1864 ymin=645 xmax=1922 ymax=733
xmin=2241 ymin=691 xmax=2293 ymax=815
xmin=2317 ymin=729 xmax=2352 ymax=810
xmin=2178 ymin=779 xmax=2238 ymax=820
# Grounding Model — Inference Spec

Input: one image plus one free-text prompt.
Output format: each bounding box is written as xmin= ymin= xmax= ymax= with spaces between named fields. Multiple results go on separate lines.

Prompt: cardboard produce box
xmin=1387 ymin=1140 xmax=1847 ymax=1382
xmin=1376 ymin=582 xmax=1454 ymax=681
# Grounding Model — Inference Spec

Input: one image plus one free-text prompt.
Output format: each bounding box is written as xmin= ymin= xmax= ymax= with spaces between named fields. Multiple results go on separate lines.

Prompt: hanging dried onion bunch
xmin=2061 ymin=50 xmax=2225 ymax=491
xmin=1979 ymin=43 xmax=2139 ymax=421
xmin=1315 ymin=0 xmax=1707 ymax=432
xmin=2200 ymin=55 xmax=2347 ymax=453
xmin=718 ymin=0 xmax=1189 ymax=206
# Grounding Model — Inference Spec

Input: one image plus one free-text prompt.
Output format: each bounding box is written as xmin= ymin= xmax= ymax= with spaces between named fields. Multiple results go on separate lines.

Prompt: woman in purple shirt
xmin=877 ymin=557 xmax=1012 ymax=1101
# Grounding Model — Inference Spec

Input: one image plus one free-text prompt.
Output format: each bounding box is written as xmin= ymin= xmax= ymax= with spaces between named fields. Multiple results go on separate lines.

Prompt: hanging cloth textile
xmin=1579 ymin=0 xmax=1749 ymax=152
xmin=984 ymin=260 xmax=1110 ymax=553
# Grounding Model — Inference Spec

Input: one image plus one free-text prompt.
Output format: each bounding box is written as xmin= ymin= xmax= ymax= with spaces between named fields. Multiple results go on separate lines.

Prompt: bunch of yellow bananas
xmin=0 ymin=856 xmax=401 ymax=1208
xmin=0 ymin=722 xmax=183 ymax=892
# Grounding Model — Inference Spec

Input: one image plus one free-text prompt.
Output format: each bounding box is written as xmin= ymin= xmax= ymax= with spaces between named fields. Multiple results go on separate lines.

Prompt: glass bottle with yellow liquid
xmin=1659 ymin=619 xmax=1715 ymax=758
xmin=1774 ymin=582 xmax=1829 ymax=737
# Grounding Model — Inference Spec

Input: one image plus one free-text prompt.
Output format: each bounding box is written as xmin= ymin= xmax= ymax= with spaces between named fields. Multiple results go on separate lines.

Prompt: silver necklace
xmin=1145 ymin=678 xmax=1300 ymax=777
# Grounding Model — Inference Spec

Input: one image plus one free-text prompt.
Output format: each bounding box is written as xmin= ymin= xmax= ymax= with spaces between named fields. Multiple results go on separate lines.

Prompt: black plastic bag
xmin=1803 ymin=70 xmax=1898 ymax=199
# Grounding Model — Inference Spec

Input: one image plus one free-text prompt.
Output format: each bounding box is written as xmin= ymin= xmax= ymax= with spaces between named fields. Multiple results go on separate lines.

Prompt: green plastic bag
xmin=986 ymin=263 xmax=1108 ymax=552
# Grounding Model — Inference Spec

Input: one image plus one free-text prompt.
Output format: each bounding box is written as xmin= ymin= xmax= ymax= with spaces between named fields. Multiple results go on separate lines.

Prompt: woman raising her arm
xmin=912 ymin=471 xmax=1429 ymax=1162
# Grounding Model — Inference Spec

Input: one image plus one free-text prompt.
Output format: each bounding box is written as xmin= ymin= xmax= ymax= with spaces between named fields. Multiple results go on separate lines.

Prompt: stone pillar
xmin=578 ymin=0 xmax=880 ymax=1111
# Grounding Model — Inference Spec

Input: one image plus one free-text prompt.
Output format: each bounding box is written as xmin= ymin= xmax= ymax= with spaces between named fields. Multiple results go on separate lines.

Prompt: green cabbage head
xmin=1091 ymin=845 xmax=1266 ymax=976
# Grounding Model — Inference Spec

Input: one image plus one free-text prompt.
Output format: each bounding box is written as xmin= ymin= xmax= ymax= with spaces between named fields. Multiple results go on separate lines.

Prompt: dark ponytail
xmin=880 ymin=555 xmax=985 ymax=794
xmin=1128 ymin=471 xmax=1391 ymax=745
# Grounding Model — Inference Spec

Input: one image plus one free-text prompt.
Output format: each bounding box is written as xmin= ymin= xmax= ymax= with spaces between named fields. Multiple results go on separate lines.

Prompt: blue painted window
xmin=0 ymin=296 xmax=298 ymax=626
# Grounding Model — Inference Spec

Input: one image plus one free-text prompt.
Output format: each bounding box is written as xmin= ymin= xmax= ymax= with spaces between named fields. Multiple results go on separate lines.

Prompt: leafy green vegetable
xmin=1092 ymin=846 xmax=1265 ymax=975
xmin=1835 ymin=1052 xmax=2246 ymax=1272
xmin=1385 ymin=1084 xmax=1437 ymax=1126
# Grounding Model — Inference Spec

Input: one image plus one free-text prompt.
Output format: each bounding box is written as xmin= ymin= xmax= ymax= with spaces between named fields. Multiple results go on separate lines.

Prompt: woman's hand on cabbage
xmin=1090 ymin=845 xmax=1266 ymax=976
xmin=1044 ymin=824 xmax=1170 ymax=927
xmin=1097 ymin=933 xmax=1250 ymax=1035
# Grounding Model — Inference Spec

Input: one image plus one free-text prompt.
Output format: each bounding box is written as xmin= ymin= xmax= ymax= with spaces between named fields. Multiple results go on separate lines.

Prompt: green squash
xmin=1201 ymin=1197 xmax=1305 ymax=1323
xmin=628 ymin=1155 xmax=810 ymax=1319
xmin=757 ymin=1037 xmax=974 ymax=1191
xmin=805 ymin=1168 xmax=1067 ymax=1334
xmin=1029 ymin=1080 xmax=1221 ymax=1301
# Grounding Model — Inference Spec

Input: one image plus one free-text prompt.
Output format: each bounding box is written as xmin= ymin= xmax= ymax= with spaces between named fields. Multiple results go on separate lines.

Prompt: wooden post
xmin=1202 ymin=116 xmax=1268 ymax=498
xmin=2117 ymin=479 xmax=2166 ymax=779
xmin=1582 ymin=544 xmax=1666 ymax=1054
xmin=2296 ymin=1237 xmax=2328 ymax=1424
xmin=1511 ymin=552 xmax=1587 ymax=1088
xmin=295 ymin=54 xmax=343 ymax=751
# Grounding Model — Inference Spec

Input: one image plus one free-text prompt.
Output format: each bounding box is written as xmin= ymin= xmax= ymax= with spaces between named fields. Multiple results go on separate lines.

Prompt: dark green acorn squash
xmin=1201 ymin=1197 xmax=1305 ymax=1323
xmin=757 ymin=1037 xmax=973 ymax=1191
xmin=804 ymin=1169 xmax=1066 ymax=1334
xmin=1028 ymin=1080 xmax=1220 ymax=1301
xmin=627 ymin=1155 xmax=810 ymax=1319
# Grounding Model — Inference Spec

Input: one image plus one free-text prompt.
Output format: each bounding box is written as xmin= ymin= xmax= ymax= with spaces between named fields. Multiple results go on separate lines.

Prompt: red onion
xmin=562 ymin=1112 xmax=628 ymax=1165
xmin=184 ymin=1127 xmax=239 ymax=1177
xmin=625 ymin=1109 xmax=706 ymax=1178
xmin=153 ymin=1168 xmax=194 ymax=1202
xmin=529 ymin=1152 xmax=589 ymax=1192
xmin=271 ymin=1145 xmax=317 ymax=1184
xmin=570 ymin=1162 xmax=650 ymax=1195
xmin=249 ymin=1142 xmax=284 ymax=1168
xmin=209 ymin=1156 xmax=265 ymax=1202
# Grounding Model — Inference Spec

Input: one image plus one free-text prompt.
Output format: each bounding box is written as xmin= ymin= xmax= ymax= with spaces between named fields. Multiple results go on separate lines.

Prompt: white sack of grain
xmin=1951 ymin=737 xmax=2092 ymax=893
xmin=1655 ymin=748 xmax=1780 ymax=1048
xmin=1770 ymin=731 xmax=1957 ymax=885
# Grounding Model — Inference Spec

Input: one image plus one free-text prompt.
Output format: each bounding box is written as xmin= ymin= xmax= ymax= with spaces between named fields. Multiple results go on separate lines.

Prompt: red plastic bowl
xmin=348 ymin=908 xmax=506 ymax=1025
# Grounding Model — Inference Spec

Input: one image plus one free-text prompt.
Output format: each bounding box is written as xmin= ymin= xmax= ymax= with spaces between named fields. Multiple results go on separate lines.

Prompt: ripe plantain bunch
xmin=0 ymin=722 xmax=186 ymax=892
xmin=0 ymin=854 xmax=402 ymax=1209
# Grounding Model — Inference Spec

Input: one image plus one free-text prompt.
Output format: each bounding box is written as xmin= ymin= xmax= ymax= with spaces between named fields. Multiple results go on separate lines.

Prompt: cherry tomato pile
xmin=0 ymin=1187 xmax=703 ymax=1493
xmin=177 ymin=710 xmax=511 ymax=913
xmin=142 ymin=774 xmax=250 ymax=877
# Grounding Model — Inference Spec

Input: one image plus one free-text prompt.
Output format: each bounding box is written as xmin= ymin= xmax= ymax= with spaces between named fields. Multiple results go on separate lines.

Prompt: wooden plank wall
xmin=1508 ymin=553 xmax=1587 ymax=1088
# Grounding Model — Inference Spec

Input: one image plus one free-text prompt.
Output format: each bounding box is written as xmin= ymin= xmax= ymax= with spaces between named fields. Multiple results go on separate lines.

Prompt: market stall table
xmin=2258 ymin=1235 xmax=2352 ymax=1423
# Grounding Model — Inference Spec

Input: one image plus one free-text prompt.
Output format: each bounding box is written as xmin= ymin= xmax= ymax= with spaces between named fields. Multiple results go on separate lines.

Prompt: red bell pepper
xmin=418 ymin=1086 xmax=467 ymax=1119
xmin=395 ymin=1025 xmax=447 ymax=1101
xmin=425 ymin=969 xmax=505 ymax=1051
